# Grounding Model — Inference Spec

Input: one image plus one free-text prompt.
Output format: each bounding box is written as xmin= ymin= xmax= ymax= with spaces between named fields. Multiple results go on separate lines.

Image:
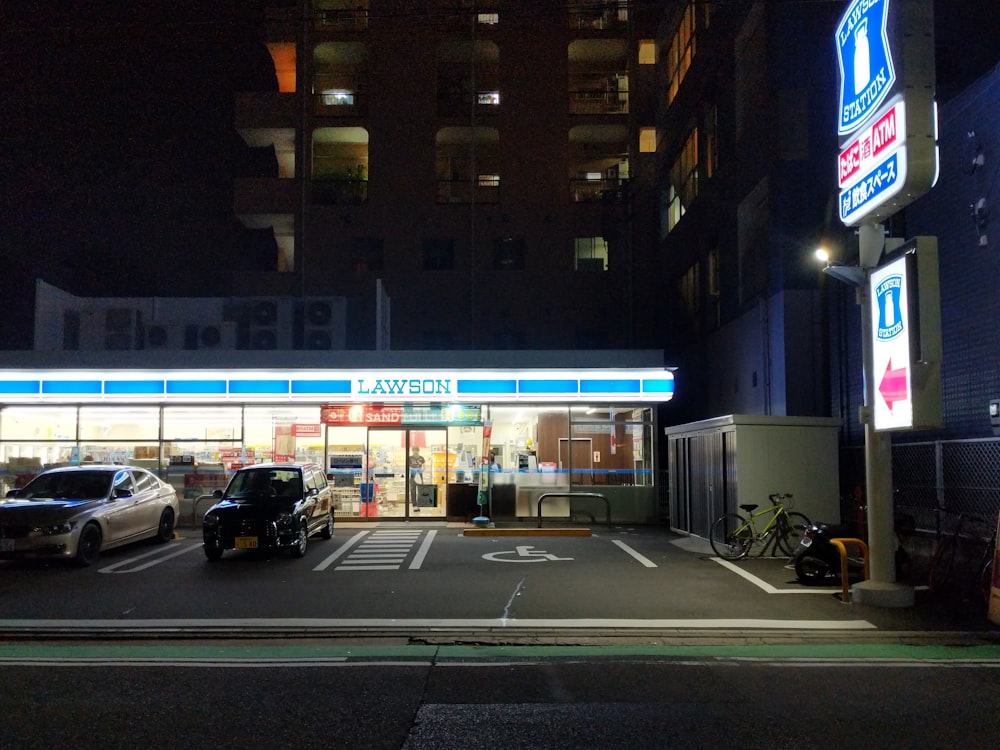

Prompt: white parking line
xmin=98 ymin=541 xmax=203 ymax=574
xmin=312 ymin=531 xmax=369 ymax=571
xmin=409 ymin=529 xmax=436 ymax=569
xmin=712 ymin=557 xmax=843 ymax=594
xmin=612 ymin=540 xmax=657 ymax=567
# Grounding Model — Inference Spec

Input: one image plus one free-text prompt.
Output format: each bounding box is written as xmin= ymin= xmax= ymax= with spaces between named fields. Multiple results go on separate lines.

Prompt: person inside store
xmin=489 ymin=451 xmax=502 ymax=472
xmin=409 ymin=446 xmax=425 ymax=485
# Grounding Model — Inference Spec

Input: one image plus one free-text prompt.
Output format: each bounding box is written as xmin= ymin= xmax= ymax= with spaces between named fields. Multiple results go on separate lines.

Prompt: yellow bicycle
xmin=709 ymin=493 xmax=811 ymax=560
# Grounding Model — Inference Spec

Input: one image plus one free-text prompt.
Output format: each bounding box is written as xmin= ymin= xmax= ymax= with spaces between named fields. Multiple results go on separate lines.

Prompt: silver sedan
xmin=0 ymin=465 xmax=179 ymax=566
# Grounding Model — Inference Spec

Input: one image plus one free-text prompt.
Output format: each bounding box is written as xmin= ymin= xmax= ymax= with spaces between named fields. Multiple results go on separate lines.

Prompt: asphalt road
xmin=2 ymin=644 xmax=1000 ymax=749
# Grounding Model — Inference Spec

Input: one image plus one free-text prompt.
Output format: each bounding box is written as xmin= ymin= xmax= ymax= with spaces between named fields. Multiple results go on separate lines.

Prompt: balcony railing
xmin=570 ymin=6 xmax=628 ymax=31
xmin=436 ymin=180 xmax=499 ymax=204
xmin=313 ymin=90 xmax=368 ymax=117
xmin=570 ymin=178 xmax=624 ymax=203
xmin=314 ymin=9 xmax=368 ymax=31
xmin=311 ymin=179 xmax=368 ymax=205
xmin=569 ymin=88 xmax=628 ymax=115
xmin=436 ymin=91 xmax=501 ymax=118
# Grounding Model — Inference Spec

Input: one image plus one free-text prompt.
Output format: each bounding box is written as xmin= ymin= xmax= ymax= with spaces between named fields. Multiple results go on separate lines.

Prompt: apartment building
xmin=652 ymin=1 xmax=850 ymax=424
xmin=233 ymin=0 xmax=663 ymax=351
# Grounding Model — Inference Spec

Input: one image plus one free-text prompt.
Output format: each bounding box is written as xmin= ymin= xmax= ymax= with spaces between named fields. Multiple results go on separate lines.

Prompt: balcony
xmin=569 ymin=87 xmax=629 ymax=115
xmin=436 ymin=90 xmax=501 ymax=119
xmin=569 ymin=1 xmax=628 ymax=31
xmin=311 ymin=178 xmax=368 ymax=206
xmin=436 ymin=180 xmax=499 ymax=205
xmin=570 ymin=177 xmax=626 ymax=203
xmin=313 ymin=5 xmax=368 ymax=31
xmin=313 ymin=89 xmax=368 ymax=117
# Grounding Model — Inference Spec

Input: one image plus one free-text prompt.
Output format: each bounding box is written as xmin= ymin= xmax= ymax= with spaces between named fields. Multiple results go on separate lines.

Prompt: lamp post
xmin=817 ymin=223 xmax=914 ymax=607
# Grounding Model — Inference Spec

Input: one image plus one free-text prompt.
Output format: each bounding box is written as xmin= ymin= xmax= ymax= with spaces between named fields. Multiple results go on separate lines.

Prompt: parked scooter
xmin=792 ymin=522 xmax=862 ymax=585
xmin=793 ymin=520 xmax=912 ymax=585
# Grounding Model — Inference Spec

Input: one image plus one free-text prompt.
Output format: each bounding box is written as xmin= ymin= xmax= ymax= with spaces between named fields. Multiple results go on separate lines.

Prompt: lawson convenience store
xmin=0 ymin=356 xmax=675 ymax=523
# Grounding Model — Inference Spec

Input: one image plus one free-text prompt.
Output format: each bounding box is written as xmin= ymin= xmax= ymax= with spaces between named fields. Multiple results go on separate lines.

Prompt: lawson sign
xmin=836 ymin=0 xmax=895 ymax=138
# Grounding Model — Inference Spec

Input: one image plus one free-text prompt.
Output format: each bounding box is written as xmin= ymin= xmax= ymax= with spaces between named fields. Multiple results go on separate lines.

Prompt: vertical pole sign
xmin=868 ymin=239 xmax=941 ymax=431
xmin=836 ymin=0 xmax=938 ymax=228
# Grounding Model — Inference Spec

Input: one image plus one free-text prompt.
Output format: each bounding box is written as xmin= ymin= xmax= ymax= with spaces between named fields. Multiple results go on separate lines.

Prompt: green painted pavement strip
xmin=1 ymin=643 xmax=1000 ymax=661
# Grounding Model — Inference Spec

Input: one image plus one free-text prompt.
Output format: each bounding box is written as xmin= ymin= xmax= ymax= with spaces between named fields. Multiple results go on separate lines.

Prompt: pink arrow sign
xmin=878 ymin=359 xmax=908 ymax=412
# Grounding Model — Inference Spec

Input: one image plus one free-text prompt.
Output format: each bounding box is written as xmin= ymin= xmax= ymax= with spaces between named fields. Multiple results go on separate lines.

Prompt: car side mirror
xmin=114 ymin=488 xmax=133 ymax=499
xmin=213 ymin=489 xmax=224 ymax=499
xmin=5 ymin=489 xmax=20 ymax=499
xmin=308 ymin=487 xmax=319 ymax=496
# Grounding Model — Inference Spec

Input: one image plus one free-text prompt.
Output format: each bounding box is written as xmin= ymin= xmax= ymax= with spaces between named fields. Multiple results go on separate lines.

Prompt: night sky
xmin=1 ymin=0 xmax=998 ymax=349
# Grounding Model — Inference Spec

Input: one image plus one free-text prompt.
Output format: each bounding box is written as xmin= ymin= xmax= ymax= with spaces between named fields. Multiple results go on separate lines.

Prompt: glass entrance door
xmin=366 ymin=429 xmax=447 ymax=519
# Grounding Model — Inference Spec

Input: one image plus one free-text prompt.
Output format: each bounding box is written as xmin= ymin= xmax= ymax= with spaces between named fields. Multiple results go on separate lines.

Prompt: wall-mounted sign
xmin=320 ymin=403 xmax=482 ymax=426
xmin=834 ymin=0 xmax=937 ymax=227
xmin=870 ymin=254 xmax=912 ymax=430
xmin=868 ymin=237 xmax=942 ymax=432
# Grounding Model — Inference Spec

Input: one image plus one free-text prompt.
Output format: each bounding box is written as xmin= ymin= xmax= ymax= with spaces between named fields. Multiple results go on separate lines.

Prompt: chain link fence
xmin=891 ymin=438 xmax=1000 ymax=543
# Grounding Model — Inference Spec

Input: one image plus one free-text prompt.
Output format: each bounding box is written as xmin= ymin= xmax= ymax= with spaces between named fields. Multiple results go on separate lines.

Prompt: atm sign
xmin=839 ymin=101 xmax=905 ymax=189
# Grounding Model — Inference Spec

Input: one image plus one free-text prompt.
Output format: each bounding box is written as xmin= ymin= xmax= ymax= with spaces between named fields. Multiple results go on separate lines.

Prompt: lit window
xmin=478 ymin=13 xmax=499 ymax=25
xmin=477 ymin=91 xmax=500 ymax=105
xmin=639 ymin=127 xmax=657 ymax=153
xmin=638 ymin=40 xmax=656 ymax=65
xmin=478 ymin=174 xmax=500 ymax=187
xmin=574 ymin=237 xmax=609 ymax=271
xmin=586 ymin=172 xmax=602 ymax=181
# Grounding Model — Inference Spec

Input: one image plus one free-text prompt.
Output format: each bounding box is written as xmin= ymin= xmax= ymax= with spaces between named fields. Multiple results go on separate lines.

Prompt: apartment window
xmin=350 ymin=237 xmax=383 ymax=273
xmin=478 ymin=174 xmax=500 ymax=187
xmin=639 ymin=127 xmax=657 ymax=153
xmin=478 ymin=13 xmax=499 ymax=25
xmin=422 ymin=238 xmax=455 ymax=270
xmin=638 ymin=40 xmax=656 ymax=65
xmin=664 ymin=128 xmax=699 ymax=234
xmin=493 ymin=237 xmax=525 ymax=270
xmin=574 ymin=237 xmax=608 ymax=271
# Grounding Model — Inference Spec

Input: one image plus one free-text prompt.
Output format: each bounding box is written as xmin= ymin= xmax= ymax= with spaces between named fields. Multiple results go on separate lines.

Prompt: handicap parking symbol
xmin=482 ymin=545 xmax=574 ymax=563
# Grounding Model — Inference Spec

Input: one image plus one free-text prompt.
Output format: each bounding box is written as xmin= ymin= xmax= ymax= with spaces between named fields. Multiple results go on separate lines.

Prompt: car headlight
xmin=203 ymin=514 xmax=220 ymax=528
xmin=34 ymin=521 xmax=76 ymax=536
xmin=275 ymin=511 xmax=293 ymax=528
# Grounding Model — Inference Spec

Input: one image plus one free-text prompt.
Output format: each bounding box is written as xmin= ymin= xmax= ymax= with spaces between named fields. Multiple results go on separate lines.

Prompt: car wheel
xmin=321 ymin=512 xmax=334 ymax=540
xmin=290 ymin=521 xmax=308 ymax=558
xmin=75 ymin=523 xmax=103 ymax=567
xmin=155 ymin=507 xmax=175 ymax=543
xmin=204 ymin=542 xmax=224 ymax=561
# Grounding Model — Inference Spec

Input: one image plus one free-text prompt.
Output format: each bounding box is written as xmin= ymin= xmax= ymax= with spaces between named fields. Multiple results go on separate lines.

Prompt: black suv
xmin=202 ymin=462 xmax=335 ymax=561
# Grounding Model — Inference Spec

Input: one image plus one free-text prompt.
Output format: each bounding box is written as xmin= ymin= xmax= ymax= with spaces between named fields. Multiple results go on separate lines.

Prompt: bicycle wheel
xmin=710 ymin=513 xmax=753 ymax=559
xmin=929 ymin=538 xmax=957 ymax=592
xmin=776 ymin=512 xmax=812 ymax=556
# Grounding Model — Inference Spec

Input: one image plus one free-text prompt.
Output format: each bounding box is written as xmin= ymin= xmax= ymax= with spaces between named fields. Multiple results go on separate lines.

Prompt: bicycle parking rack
xmin=830 ymin=537 xmax=870 ymax=602
xmin=536 ymin=492 xmax=611 ymax=528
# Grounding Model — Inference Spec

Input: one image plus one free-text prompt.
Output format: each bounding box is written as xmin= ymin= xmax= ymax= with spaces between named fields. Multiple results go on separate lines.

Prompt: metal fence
xmin=888 ymin=437 xmax=1000 ymax=542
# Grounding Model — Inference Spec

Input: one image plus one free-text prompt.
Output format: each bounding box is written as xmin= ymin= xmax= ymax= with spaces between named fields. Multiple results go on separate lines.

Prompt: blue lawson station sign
xmin=836 ymin=0 xmax=895 ymax=137
xmin=834 ymin=0 xmax=937 ymax=228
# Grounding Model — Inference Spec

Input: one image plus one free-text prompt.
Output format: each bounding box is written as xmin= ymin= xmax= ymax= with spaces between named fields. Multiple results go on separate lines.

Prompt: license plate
xmin=799 ymin=537 xmax=812 ymax=548
xmin=235 ymin=536 xmax=259 ymax=549
xmin=0 ymin=538 xmax=13 ymax=552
